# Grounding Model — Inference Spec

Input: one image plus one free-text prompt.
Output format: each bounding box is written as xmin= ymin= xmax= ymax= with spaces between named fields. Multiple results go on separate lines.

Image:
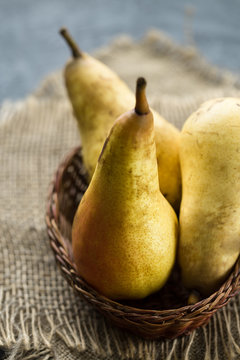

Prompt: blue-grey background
xmin=0 ymin=0 xmax=240 ymax=104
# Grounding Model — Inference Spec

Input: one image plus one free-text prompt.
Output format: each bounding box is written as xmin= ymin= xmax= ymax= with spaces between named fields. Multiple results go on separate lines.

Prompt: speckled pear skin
xmin=72 ymin=79 xmax=178 ymax=300
xmin=179 ymin=98 xmax=240 ymax=296
xmin=60 ymin=28 xmax=181 ymax=213
xmin=64 ymin=52 xmax=134 ymax=179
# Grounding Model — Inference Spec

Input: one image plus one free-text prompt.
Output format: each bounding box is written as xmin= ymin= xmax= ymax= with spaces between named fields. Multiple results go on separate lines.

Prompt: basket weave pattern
xmin=46 ymin=146 xmax=240 ymax=339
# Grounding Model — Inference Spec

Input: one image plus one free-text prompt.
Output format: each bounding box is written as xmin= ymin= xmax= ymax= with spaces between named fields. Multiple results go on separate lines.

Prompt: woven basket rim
xmin=46 ymin=145 xmax=240 ymax=337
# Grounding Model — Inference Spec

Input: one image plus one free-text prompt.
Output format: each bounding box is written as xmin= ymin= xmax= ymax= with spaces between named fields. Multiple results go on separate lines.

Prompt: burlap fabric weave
xmin=1 ymin=30 xmax=240 ymax=360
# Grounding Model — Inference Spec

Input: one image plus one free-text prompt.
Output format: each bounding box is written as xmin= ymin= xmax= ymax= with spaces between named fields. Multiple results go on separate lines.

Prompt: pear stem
xmin=135 ymin=77 xmax=150 ymax=115
xmin=59 ymin=27 xmax=83 ymax=58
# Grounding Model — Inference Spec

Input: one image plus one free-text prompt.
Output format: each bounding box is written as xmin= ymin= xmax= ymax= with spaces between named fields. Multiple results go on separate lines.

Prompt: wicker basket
xmin=46 ymin=146 xmax=240 ymax=339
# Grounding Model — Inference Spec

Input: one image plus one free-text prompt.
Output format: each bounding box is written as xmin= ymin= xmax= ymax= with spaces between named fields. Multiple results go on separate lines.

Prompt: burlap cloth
xmin=1 ymin=30 xmax=240 ymax=360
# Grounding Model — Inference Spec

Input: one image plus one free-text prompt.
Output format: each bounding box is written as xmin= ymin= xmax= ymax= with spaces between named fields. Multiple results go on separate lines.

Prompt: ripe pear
xmin=72 ymin=78 xmax=178 ymax=300
xmin=179 ymin=98 xmax=240 ymax=296
xmin=60 ymin=28 xmax=181 ymax=212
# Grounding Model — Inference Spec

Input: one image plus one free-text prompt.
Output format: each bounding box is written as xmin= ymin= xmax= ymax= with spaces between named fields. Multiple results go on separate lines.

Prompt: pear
xmin=179 ymin=98 xmax=240 ymax=296
xmin=72 ymin=78 xmax=178 ymax=300
xmin=60 ymin=28 xmax=181 ymax=212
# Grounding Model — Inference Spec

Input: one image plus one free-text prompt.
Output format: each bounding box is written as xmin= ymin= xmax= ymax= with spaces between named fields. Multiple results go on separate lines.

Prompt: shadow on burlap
xmin=1 ymin=30 xmax=240 ymax=360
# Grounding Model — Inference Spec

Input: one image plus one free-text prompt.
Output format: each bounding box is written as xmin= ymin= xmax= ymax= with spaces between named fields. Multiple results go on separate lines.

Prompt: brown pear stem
xmin=135 ymin=77 xmax=150 ymax=115
xmin=59 ymin=27 xmax=83 ymax=58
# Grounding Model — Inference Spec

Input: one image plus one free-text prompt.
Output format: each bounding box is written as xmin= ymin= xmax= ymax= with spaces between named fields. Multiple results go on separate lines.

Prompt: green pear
xmin=179 ymin=98 xmax=240 ymax=296
xmin=72 ymin=78 xmax=178 ymax=300
xmin=60 ymin=28 xmax=181 ymax=213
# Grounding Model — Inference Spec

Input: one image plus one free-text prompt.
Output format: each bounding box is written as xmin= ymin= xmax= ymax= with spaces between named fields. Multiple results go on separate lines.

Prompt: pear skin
xmin=60 ymin=28 xmax=181 ymax=213
xmin=179 ymin=98 xmax=240 ymax=296
xmin=72 ymin=78 xmax=178 ymax=300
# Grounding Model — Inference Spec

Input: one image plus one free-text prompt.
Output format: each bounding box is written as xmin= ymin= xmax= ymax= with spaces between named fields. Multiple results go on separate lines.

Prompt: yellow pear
xmin=179 ymin=98 xmax=240 ymax=296
xmin=60 ymin=28 xmax=181 ymax=212
xmin=72 ymin=78 xmax=178 ymax=300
